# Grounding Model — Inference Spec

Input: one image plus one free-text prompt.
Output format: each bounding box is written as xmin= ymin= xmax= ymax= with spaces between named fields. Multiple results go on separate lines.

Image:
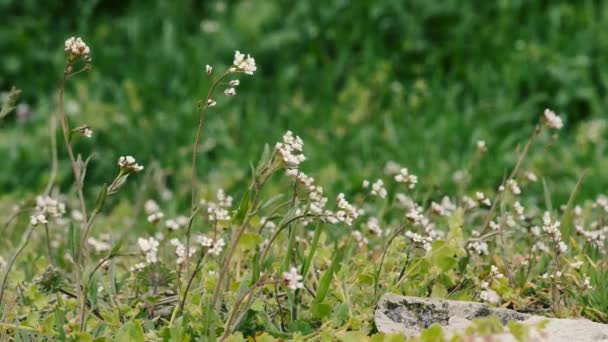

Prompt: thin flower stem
xmin=374 ymin=224 xmax=408 ymax=300
xmin=0 ymin=224 xmax=35 ymax=306
xmin=474 ymin=125 xmax=543 ymax=239
xmin=44 ymin=223 xmax=54 ymax=266
xmin=178 ymin=251 xmax=207 ymax=315
xmin=57 ymin=64 xmax=91 ymax=332
xmin=220 ymin=275 xmax=273 ymax=341
xmin=186 ymin=70 xmax=232 ymax=280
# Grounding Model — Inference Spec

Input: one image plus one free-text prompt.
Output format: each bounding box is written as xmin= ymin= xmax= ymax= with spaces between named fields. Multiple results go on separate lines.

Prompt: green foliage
xmin=1 ymin=1 xmax=608 ymax=340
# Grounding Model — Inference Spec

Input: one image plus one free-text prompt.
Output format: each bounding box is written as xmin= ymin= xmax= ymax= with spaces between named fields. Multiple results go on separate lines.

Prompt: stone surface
xmin=375 ymin=293 xmax=608 ymax=341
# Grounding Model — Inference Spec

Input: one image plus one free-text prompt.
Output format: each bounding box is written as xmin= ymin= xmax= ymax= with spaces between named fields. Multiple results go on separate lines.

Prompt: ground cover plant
xmin=0 ymin=34 xmax=607 ymax=341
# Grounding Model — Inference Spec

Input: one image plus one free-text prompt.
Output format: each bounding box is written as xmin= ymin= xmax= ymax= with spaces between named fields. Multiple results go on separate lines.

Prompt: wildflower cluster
xmin=118 ymin=155 xmax=144 ymax=173
xmin=275 ymin=131 xmax=306 ymax=166
xmin=30 ymin=195 xmax=66 ymax=226
xmin=394 ymin=168 xmax=418 ymax=188
xmin=196 ymin=235 xmax=226 ymax=256
xmin=282 ymin=267 xmax=303 ymax=290
xmin=543 ymin=108 xmax=563 ymax=130
xmin=137 ymin=237 xmax=160 ymax=264
xmin=64 ymin=37 xmax=91 ymax=61
xmin=145 ymin=199 xmax=164 ymax=224
xmin=200 ymin=189 xmax=233 ymax=223
xmin=232 ymin=50 xmax=257 ymax=75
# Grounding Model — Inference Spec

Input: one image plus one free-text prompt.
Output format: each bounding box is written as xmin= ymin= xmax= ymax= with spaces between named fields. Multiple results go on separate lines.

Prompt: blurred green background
xmin=1 ymin=0 xmax=607 ymax=205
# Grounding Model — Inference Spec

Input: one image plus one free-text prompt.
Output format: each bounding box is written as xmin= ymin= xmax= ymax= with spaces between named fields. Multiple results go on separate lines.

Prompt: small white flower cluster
xmin=88 ymin=237 xmax=111 ymax=253
xmin=575 ymin=224 xmax=607 ymax=250
xmin=200 ymin=189 xmax=233 ymax=223
xmin=118 ymin=155 xmax=144 ymax=173
xmin=137 ymin=237 xmax=159 ymax=264
xmin=524 ymin=171 xmax=538 ymax=182
xmin=365 ymin=217 xmax=383 ymax=236
xmin=404 ymin=205 xmax=441 ymax=252
xmin=430 ymin=196 xmax=456 ymax=217
xmin=499 ymin=179 xmax=521 ymax=195
xmin=165 ymin=215 xmax=189 ymax=231
xmin=538 ymin=212 xmax=568 ymax=254
xmin=477 ymin=140 xmax=487 ymax=153
xmin=30 ymin=195 xmax=66 ymax=226
xmin=275 ymin=131 xmax=306 ymax=166
xmin=363 ymin=179 xmax=388 ymax=199
xmin=405 ymin=230 xmax=433 ymax=252
xmin=394 ymin=168 xmax=418 ymax=189
xmin=64 ymin=37 xmax=90 ymax=58
xmin=232 ymin=50 xmax=257 ymax=75
xmin=582 ymin=276 xmax=593 ymax=290
xmin=468 ymin=230 xmax=489 ymax=255
xmin=286 ymin=169 xmax=328 ymax=216
xmin=593 ymin=195 xmax=608 ymax=213
xmin=170 ymin=238 xmax=196 ymax=265
xmin=196 ymin=235 xmax=226 ymax=256
xmin=490 ymin=265 xmax=504 ymax=279
xmin=351 ymin=231 xmax=369 ymax=247
xmin=475 ymin=192 xmax=492 ymax=207
xmin=541 ymin=271 xmax=562 ymax=280
xmin=543 ymin=108 xmax=563 ymax=130
xmin=462 ymin=195 xmax=478 ymax=210
xmin=326 ymin=193 xmax=359 ymax=226
xmin=145 ymin=199 xmax=164 ymax=223
xmin=510 ymin=201 xmax=525 ymax=221
xmin=282 ymin=267 xmax=303 ymax=291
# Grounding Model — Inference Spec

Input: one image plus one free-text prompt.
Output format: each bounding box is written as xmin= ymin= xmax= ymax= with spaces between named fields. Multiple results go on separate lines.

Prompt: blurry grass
xmin=1 ymin=0 xmax=608 ymax=206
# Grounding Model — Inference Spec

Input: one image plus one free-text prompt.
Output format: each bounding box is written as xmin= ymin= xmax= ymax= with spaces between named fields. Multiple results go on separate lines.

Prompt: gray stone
xmin=375 ymin=293 xmax=608 ymax=341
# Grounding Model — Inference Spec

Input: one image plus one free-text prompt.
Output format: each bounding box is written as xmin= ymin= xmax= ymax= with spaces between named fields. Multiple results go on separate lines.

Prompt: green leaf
xmin=507 ymin=321 xmax=529 ymax=342
xmin=67 ymin=223 xmax=79 ymax=261
xmin=114 ymin=321 xmax=145 ymax=342
xmin=288 ymin=320 xmax=313 ymax=335
xmin=431 ymin=284 xmax=448 ymax=298
xmin=314 ymin=246 xmax=342 ymax=303
xmin=419 ymin=323 xmax=445 ymax=341
xmin=301 ymin=223 xmax=323 ymax=279
xmin=92 ymin=184 xmax=109 ymax=214
xmin=330 ymin=303 xmax=349 ymax=327
xmin=239 ymin=232 xmax=262 ymax=250
xmin=234 ymin=189 xmax=250 ymax=225
xmin=311 ymin=302 xmax=332 ymax=319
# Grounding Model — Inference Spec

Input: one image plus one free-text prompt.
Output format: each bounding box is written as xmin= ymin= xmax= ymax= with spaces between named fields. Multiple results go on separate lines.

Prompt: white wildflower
xmin=233 ymin=50 xmax=257 ymax=75
xmin=543 ymin=108 xmax=563 ymax=130
xmin=64 ymin=37 xmax=90 ymax=57
xmin=370 ymin=179 xmax=387 ymax=199
xmin=366 ymin=217 xmax=383 ymax=236
xmin=118 ymin=155 xmax=144 ymax=173
xmin=394 ymin=168 xmax=417 ymax=189
xmin=137 ymin=237 xmax=159 ymax=264
xmin=477 ymin=140 xmax=487 ymax=153
xmin=208 ymin=238 xmax=225 ymax=256
xmin=30 ymin=214 xmax=48 ymax=227
xmin=224 ymin=87 xmax=236 ymax=96
xmin=351 ymin=231 xmax=368 ymax=247
xmin=282 ymin=267 xmax=303 ymax=290
xmin=205 ymin=64 xmax=213 ymax=75
xmin=88 ymin=237 xmax=111 ymax=253
xmin=275 ymin=131 xmax=306 ymax=166
xmin=505 ymin=179 xmax=521 ymax=195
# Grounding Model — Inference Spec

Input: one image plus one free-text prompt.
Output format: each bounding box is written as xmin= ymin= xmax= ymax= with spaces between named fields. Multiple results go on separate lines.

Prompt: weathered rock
xmin=375 ymin=293 xmax=608 ymax=341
